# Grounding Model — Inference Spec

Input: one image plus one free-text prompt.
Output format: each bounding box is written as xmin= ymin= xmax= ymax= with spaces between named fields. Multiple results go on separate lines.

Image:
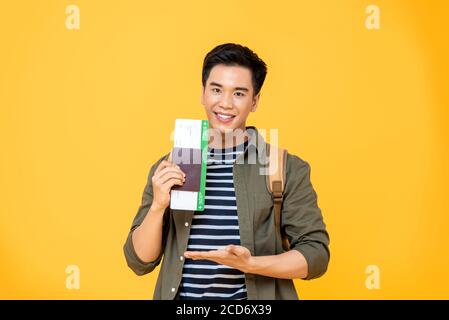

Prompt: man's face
xmin=201 ymin=64 xmax=260 ymax=136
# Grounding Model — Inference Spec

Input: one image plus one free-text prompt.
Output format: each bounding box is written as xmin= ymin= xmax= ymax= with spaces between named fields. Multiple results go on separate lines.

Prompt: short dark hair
xmin=202 ymin=43 xmax=267 ymax=96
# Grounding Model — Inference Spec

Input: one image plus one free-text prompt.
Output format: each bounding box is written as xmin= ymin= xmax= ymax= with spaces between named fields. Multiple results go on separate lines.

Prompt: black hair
xmin=202 ymin=43 xmax=267 ymax=96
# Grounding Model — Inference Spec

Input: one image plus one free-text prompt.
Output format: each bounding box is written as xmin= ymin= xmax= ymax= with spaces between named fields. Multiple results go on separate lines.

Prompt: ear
xmin=251 ymin=92 xmax=261 ymax=112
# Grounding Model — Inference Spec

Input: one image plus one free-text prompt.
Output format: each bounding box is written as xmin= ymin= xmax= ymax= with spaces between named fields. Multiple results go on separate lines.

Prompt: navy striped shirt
xmin=179 ymin=139 xmax=249 ymax=300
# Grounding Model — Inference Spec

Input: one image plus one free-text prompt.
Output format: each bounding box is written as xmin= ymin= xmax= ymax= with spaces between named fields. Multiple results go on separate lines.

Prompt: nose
xmin=219 ymin=93 xmax=233 ymax=110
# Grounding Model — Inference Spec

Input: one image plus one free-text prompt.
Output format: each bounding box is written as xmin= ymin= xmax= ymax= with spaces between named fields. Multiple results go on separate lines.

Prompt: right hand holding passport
xmin=151 ymin=160 xmax=186 ymax=211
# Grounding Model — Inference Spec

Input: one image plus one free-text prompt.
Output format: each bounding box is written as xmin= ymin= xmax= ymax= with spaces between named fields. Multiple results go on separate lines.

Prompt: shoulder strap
xmin=267 ymin=144 xmax=290 ymax=251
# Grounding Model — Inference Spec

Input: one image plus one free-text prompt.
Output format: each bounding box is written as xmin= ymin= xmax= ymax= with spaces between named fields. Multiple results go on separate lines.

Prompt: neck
xmin=208 ymin=127 xmax=250 ymax=149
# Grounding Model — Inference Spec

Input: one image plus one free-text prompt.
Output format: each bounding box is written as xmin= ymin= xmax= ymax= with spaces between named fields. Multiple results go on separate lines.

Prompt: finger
xmin=205 ymin=249 xmax=228 ymax=260
xmin=154 ymin=160 xmax=175 ymax=175
xmin=158 ymin=171 xmax=185 ymax=185
xmin=226 ymin=245 xmax=239 ymax=256
xmin=227 ymin=245 xmax=245 ymax=256
xmin=160 ymin=179 xmax=184 ymax=191
xmin=153 ymin=167 xmax=185 ymax=185
xmin=185 ymin=250 xmax=222 ymax=260
xmin=184 ymin=251 xmax=214 ymax=258
xmin=158 ymin=165 xmax=185 ymax=178
xmin=184 ymin=251 xmax=207 ymax=260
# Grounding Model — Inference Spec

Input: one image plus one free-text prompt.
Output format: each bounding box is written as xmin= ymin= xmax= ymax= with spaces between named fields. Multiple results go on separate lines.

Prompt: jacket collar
xmin=235 ymin=126 xmax=267 ymax=164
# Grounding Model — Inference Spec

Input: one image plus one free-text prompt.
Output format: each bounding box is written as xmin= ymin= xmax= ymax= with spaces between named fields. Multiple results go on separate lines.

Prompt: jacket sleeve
xmin=282 ymin=154 xmax=330 ymax=280
xmin=123 ymin=153 xmax=171 ymax=276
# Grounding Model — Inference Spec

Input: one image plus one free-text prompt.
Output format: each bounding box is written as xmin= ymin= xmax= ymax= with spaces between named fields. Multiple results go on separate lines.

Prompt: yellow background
xmin=1 ymin=0 xmax=448 ymax=299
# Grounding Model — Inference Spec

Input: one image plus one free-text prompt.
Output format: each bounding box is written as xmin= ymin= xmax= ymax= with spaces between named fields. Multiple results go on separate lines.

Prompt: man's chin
xmin=208 ymin=122 xmax=248 ymax=143
xmin=209 ymin=123 xmax=242 ymax=134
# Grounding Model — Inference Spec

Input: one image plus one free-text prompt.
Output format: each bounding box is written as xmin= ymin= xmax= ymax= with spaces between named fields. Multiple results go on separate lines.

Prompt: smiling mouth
xmin=214 ymin=112 xmax=236 ymax=122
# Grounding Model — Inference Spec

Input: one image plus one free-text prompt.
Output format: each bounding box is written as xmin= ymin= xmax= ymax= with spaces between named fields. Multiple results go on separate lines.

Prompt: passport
xmin=169 ymin=119 xmax=209 ymax=211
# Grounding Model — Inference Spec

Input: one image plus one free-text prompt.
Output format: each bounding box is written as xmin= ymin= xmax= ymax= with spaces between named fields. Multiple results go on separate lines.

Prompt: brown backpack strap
xmin=267 ymin=144 xmax=289 ymax=251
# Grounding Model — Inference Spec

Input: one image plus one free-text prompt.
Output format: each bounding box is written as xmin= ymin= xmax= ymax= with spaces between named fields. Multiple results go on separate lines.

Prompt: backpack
xmin=168 ymin=144 xmax=290 ymax=251
xmin=266 ymin=144 xmax=290 ymax=251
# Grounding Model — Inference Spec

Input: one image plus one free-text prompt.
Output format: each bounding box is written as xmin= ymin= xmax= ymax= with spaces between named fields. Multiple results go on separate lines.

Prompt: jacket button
xmin=184 ymin=222 xmax=189 ymax=227
xmin=180 ymin=256 xmax=184 ymax=261
xmin=171 ymin=287 xmax=175 ymax=292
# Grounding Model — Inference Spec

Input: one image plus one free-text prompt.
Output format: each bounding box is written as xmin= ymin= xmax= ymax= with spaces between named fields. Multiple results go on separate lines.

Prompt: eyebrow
xmin=209 ymin=82 xmax=249 ymax=92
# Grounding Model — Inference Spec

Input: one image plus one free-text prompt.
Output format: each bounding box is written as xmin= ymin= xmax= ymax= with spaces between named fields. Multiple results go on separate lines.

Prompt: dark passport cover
xmin=170 ymin=147 xmax=202 ymax=192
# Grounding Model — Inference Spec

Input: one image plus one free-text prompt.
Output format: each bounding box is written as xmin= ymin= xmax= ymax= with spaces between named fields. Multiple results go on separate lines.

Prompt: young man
xmin=124 ymin=43 xmax=330 ymax=300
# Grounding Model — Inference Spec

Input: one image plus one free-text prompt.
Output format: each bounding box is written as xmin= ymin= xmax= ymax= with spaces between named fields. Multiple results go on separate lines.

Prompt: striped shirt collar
xmin=206 ymin=126 xmax=266 ymax=157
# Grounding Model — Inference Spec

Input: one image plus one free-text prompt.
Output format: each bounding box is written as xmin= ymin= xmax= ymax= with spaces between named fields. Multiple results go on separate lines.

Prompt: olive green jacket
xmin=123 ymin=126 xmax=330 ymax=299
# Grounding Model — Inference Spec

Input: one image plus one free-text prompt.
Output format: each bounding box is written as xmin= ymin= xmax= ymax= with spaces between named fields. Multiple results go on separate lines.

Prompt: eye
xmin=235 ymin=91 xmax=245 ymax=97
xmin=211 ymin=87 xmax=221 ymax=93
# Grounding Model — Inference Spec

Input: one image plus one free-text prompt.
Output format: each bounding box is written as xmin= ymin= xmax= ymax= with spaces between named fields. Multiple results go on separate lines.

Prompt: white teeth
xmin=217 ymin=113 xmax=233 ymax=119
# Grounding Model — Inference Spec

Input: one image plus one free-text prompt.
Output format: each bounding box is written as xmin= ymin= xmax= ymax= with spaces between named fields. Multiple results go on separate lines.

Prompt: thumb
xmin=227 ymin=245 xmax=245 ymax=256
